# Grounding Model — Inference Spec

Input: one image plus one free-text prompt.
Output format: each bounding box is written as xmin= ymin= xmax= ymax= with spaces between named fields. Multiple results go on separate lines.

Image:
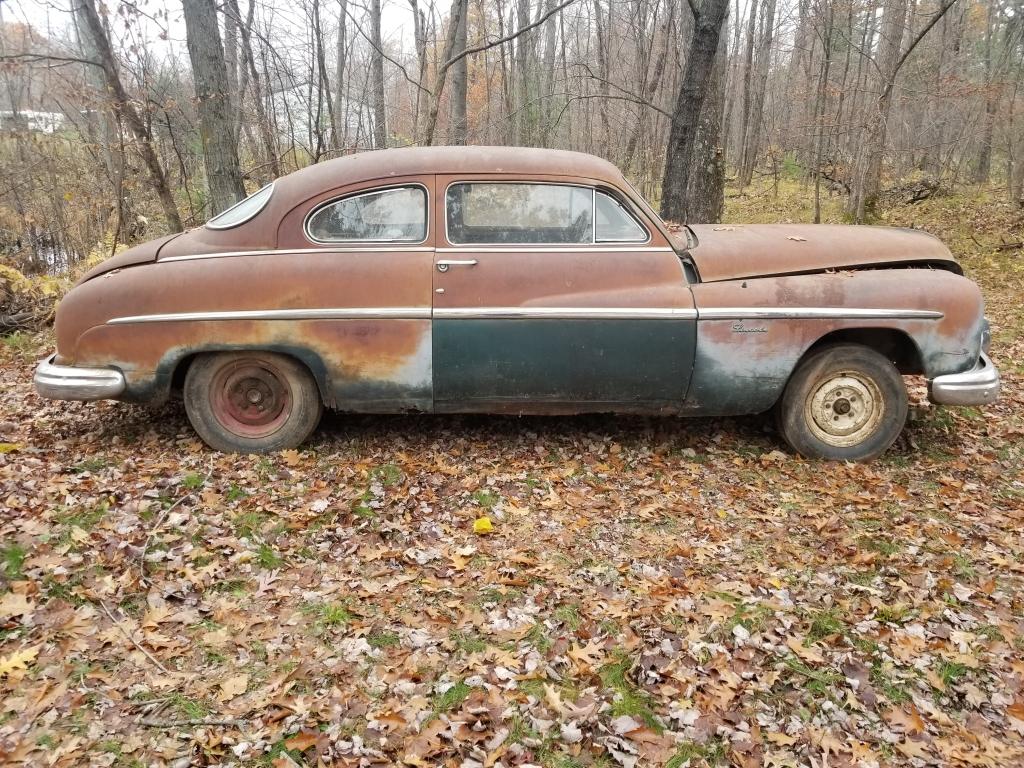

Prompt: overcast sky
xmin=2 ymin=0 xmax=419 ymax=56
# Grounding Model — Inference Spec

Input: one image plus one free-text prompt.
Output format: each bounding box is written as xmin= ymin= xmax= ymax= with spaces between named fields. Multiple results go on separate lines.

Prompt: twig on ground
xmin=140 ymin=718 xmax=245 ymax=728
xmin=98 ymin=600 xmax=172 ymax=675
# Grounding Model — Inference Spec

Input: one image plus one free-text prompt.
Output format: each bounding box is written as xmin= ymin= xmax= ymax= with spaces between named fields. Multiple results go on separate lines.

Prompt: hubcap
xmin=805 ymin=372 xmax=884 ymax=448
xmin=210 ymin=360 xmax=292 ymax=438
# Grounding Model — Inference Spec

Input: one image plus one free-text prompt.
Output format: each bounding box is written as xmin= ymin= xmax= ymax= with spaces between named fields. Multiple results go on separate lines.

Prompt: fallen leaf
xmin=0 ymin=645 xmax=40 ymax=677
xmin=218 ymin=673 xmax=249 ymax=700
xmin=473 ymin=516 xmax=494 ymax=534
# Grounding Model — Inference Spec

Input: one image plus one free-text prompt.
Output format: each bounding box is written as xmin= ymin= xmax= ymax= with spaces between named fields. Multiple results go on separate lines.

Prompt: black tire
xmin=776 ymin=344 xmax=908 ymax=462
xmin=183 ymin=352 xmax=323 ymax=453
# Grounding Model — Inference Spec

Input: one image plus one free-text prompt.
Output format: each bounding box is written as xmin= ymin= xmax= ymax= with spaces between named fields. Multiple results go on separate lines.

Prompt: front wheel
xmin=776 ymin=344 xmax=908 ymax=462
xmin=184 ymin=352 xmax=323 ymax=453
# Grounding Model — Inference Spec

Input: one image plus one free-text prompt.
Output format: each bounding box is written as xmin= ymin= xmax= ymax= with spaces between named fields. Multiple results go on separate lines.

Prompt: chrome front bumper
xmin=33 ymin=354 xmax=126 ymax=401
xmin=928 ymin=352 xmax=1000 ymax=407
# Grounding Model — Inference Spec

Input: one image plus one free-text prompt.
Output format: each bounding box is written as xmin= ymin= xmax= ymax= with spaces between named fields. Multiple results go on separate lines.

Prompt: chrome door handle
xmin=436 ymin=259 xmax=478 ymax=272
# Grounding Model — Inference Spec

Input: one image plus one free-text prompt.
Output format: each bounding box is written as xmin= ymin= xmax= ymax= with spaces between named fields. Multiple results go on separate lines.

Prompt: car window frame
xmin=442 ymin=180 xmax=651 ymax=247
xmin=303 ymin=182 xmax=430 ymax=245
xmin=594 ymin=189 xmax=651 ymax=244
xmin=206 ymin=182 xmax=275 ymax=231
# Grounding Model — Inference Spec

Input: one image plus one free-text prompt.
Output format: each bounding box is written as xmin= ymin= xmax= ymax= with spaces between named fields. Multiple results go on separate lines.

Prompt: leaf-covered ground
xmin=1 ymin=186 xmax=1022 ymax=767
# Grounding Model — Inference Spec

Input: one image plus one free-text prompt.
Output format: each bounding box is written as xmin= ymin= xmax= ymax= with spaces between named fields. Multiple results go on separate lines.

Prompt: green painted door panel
xmin=433 ymin=318 xmax=696 ymax=410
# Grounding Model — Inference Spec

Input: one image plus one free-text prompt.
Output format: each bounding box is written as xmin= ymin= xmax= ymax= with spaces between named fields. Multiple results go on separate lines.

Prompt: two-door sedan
xmin=34 ymin=147 xmax=999 ymax=460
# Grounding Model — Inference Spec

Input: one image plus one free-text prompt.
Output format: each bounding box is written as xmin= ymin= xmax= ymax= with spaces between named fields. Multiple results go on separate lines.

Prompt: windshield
xmin=206 ymin=183 xmax=274 ymax=230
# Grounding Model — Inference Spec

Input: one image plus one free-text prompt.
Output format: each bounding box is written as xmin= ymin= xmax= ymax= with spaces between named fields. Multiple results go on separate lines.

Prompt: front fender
xmin=685 ymin=269 xmax=985 ymax=415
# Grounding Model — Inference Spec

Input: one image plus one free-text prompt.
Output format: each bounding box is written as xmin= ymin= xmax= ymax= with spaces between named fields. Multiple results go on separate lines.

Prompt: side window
xmin=207 ymin=183 xmax=274 ymax=230
xmin=595 ymin=191 xmax=648 ymax=242
xmin=446 ymin=183 xmax=593 ymax=244
xmin=306 ymin=185 xmax=427 ymax=243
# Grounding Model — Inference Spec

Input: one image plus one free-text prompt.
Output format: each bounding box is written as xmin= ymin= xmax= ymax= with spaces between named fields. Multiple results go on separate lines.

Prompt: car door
xmin=431 ymin=176 xmax=697 ymax=413
xmin=276 ymin=176 xmax=436 ymax=412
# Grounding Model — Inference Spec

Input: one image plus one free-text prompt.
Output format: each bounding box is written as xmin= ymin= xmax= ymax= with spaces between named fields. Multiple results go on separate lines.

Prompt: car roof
xmin=273 ymin=146 xmax=627 ymax=202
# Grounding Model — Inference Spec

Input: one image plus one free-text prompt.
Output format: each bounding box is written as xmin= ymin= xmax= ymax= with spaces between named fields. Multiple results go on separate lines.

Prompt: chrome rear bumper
xmin=928 ymin=352 xmax=1000 ymax=407
xmin=33 ymin=354 xmax=126 ymax=401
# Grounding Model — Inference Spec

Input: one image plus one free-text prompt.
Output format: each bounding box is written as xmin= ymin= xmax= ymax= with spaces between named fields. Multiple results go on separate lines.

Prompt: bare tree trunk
xmin=223 ymin=1 xmax=239 ymax=129
xmin=77 ymin=0 xmax=182 ymax=232
xmin=369 ymin=0 xmax=388 ymax=148
xmin=334 ymin=0 xmax=349 ymax=149
xmin=686 ymin=9 xmax=728 ymax=223
xmin=739 ymin=0 xmax=777 ymax=187
xmin=183 ymin=0 xmax=247 ymax=214
xmin=660 ymin=0 xmax=730 ymax=223
xmin=972 ymin=0 xmax=995 ymax=183
xmin=228 ymin=0 xmax=279 ymax=179
xmin=449 ymin=0 xmax=469 ymax=144
xmin=847 ymin=0 xmax=908 ymax=221
xmin=421 ymin=0 xmax=468 ymax=145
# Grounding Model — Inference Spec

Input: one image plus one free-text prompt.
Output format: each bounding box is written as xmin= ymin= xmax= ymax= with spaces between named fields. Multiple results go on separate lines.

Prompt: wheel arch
xmin=164 ymin=345 xmax=332 ymax=405
xmin=799 ymin=327 xmax=925 ymax=376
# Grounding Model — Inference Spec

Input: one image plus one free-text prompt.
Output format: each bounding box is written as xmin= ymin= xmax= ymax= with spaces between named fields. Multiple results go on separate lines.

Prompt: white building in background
xmin=0 ymin=110 xmax=65 ymax=134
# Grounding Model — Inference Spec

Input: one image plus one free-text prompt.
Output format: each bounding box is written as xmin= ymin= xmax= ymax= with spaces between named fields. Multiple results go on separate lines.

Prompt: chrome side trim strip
xmin=697 ymin=307 xmax=944 ymax=321
xmin=434 ymin=246 xmax=673 ymax=254
xmin=106 ymin=306 xmax=943 ymax=325
xmin=108 ymin=308 xmax=431 ymax=324
xmin=434 ymin=307 xmax=698 ymax=320
xmin=160 ymin=246 xmax=435 ymax=263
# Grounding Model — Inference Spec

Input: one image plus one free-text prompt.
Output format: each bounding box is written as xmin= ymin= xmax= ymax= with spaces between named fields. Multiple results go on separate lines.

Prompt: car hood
xmin=76 ymin=233 xmax=182 ymax=285
xmin=685 ymin=224 xmax=961 ymax=282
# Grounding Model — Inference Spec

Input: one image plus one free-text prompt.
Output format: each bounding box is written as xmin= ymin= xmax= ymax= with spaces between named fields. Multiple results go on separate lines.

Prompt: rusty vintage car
xmin=34 ymin=147 xmax=999 ymax=460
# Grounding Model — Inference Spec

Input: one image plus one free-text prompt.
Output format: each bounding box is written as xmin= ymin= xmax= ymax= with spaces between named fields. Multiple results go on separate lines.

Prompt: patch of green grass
xmin=211 ymin=578 xmax=248 ymax=596
xmin=975 ymin=624 xmax=1004 ymax=642
xmin=71 ymin=456 xmax=109 ymax=474
xmin=472 ymin=488 xmax=500 ymax=508
xmin=351 ymin=490 xmax=376 ymax=519
xmin=554 ymin=603 xmax=582 ymax=631
xmin=525 ymin=622 xmax=553 ymax=654
xmin=2 ymin=331 xmax=37 ymax=359
xmin=169 ymin=693 xmax=209 ymax=720
xmin=667 ymin=739 xmax=729 ymax=768
xmin=57 ymin=502 xmax=108 ymax=532
xmin=507 ymin=712 xmax=540 ymax=745
xmin=599 ymin=655 xmax=662 ymax=732
xmin=871 ymin=662 xmax=911 ymax=704
xmin=807 ymin=609 xmax=844 ymax=642
xmin=255 ymin=544 xmax=282 ymax=569
xmin=233 ymin=511 xmax=268 ymax=539
xmin=862 ymin=536 xmax=902 ymax=557
xmin=874 ymin=604 xmax=914 ymax=624
xmin=43 ymin=574 xmax=86 ymax=605
xmin=475 ymin=586 xmax=519 ymax=605
xmin=783 ymin=656 xmax=844 ymax=697
xmin=936 ymin=660 xmax=969 ymax=687
xmin=370 ymin=463 xmax=403 ymax=487
xmin=952 ymin=554 xmax=977 ymax=581
xmin=367 ymin=630 xmax=400 ymax=649
xmin=303 ymin=601 xmax=353 ymax=634
xmin=182 ymin=472 xmax=206 ymax=490
xmin=1 ymin=542 xmax=27 ymax=580
xmin=259 ymin=733 xmax=307 ymax=767
xmin=433 ymin=681 xmax=472 ymax=713
xmin=36 ymin=733 xmax=56 ymax=748
xmin=450 ymin=630 xmax=487 ymax=654
xmin=226 ymin=484 xmax=248 ymax=502
xmin=98 ymin=740 xmax=122 ymax=756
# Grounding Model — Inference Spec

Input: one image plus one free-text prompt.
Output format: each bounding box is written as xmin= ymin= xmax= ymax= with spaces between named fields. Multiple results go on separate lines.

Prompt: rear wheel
xmin=184 ymin=352 xmax=322 ymax=453
xmin=776 ymin=344 xmax=907 ymax=462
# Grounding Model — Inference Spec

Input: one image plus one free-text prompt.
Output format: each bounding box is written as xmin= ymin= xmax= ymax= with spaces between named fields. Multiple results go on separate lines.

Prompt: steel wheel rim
xmin=210 ymin=359 xmax=292 ymax=439
xmin=805 ymin=371 xmax=884 ymax=448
